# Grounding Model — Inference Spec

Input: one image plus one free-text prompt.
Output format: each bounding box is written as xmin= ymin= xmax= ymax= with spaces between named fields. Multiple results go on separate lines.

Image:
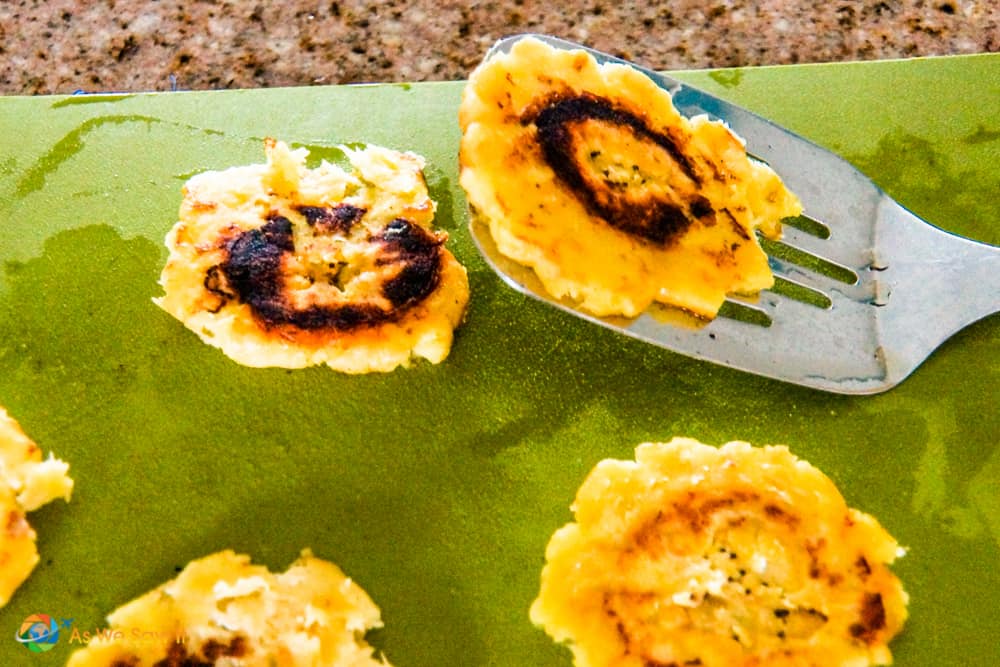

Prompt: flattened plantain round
xmin=530 ymin=438 xmax=909 ymax=667
xmin=459 ymin=37 xmax=802 ymax=318
xmin=65 ymin=550 xmax=392 ymax=667
xmin=155 ymin=139 xmax=469 ymax=373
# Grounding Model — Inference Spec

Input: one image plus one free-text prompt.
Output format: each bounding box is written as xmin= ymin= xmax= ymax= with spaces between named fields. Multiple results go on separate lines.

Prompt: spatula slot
xmin=717 ymin=299 xmax=773 ymax=327
xmin=768 ymin=276 xmax=833 ymax=309
xmin=782 ymin=214 xmax=830 ymax=239
xmin=758 ymin=235 xmax=858 ymax=285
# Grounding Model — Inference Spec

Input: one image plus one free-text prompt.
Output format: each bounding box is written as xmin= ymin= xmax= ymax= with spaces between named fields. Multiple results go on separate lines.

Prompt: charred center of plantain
xmin=526 ymin=93 xmax=714 ymax=245
xmin=209 ymin=206 xmax=443 ymax=332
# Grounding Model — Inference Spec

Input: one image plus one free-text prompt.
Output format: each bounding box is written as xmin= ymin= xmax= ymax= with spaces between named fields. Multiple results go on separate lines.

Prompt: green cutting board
xmin=0 ymin=53 xmax=997 ymax=666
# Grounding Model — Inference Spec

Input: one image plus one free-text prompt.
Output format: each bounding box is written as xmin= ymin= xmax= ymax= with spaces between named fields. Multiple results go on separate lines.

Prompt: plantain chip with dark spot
xmin=459 ymin=38 xmax=802 ymax=319
xmin=530 ymin=438 xmax=909 ymax=667
xmin=155 ymin=139 xmax=469 ymax=373
xmin=65 ymin=550 xmax=392 ymax=667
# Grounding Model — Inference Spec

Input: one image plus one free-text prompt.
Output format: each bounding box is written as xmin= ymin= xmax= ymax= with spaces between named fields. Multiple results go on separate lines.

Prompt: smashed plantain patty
xmin=155 ymin=139 xmax=469 ymax=373
xmin=459 ymin=37 xmax=802 ymax=319
xmin=531 ymin=437 xmax=908 ymax=667
xmin=0 ymin=407 xmax=73 ymax=608
xmin=66 ymin=549 xmax=392 ymax=667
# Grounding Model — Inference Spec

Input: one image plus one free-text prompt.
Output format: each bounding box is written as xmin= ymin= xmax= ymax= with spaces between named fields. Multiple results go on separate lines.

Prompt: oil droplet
xmin=708 ymin=69 xmax=744 ymax=89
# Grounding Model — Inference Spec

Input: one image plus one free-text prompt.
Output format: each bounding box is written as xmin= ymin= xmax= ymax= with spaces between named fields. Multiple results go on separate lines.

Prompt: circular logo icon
xmin=16 ymin=613 xmax=59 ymax=653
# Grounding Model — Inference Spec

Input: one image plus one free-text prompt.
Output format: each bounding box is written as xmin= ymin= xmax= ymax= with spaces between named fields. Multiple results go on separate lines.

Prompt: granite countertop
xmin=1 ymin=0 xmax=997 ymax=95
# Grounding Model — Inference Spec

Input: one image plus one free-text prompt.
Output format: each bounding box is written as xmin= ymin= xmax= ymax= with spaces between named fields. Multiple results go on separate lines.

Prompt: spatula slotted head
xmin=470 ymin=35 xmax=1000 ymax=395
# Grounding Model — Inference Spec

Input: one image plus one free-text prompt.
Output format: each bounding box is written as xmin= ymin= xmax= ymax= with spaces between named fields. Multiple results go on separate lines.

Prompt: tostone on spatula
xmin=468 ymin=34 xmax=1000 ymax=395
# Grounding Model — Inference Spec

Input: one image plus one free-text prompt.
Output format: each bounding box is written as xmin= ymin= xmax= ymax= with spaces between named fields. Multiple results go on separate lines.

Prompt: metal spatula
xmin=467 ymin=34 xmax=1000 ymax=395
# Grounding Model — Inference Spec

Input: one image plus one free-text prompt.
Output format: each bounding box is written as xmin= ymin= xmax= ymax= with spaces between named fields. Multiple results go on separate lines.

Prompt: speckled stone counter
xmin=1 ymin=0 xmax=998 ymax=95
